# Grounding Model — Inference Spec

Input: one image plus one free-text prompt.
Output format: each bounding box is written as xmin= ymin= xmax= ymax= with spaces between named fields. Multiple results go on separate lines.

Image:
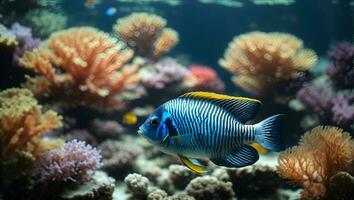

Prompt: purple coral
xmin=297 ymin=84 xmax=354 ymax=129
xmin=326 ymin=42 xmax=354 ymax=89
xmin=8 ymin=23 xmax=40 ymax=65
xmin=36 ymin=139 xmax=102 ymax=183
xmin=142 ymin=58 xmax=190 ymax=89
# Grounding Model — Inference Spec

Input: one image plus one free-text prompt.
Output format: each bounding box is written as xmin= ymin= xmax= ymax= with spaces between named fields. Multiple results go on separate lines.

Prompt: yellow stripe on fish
xmin=181 ymin=91 xmax=262 ymax=104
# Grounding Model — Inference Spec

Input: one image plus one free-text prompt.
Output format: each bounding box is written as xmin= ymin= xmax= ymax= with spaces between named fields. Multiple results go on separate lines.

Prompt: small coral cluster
xmin=296 ymin=84 xmax=354 ymax=129
xmin=20 ymin=27 xmax=140 ymax=108
xmin=0 ymin=88 xmax=62 ymax=157
xmin=114 ymin=12 xmax=179 ymax=60
xmin=36 ymin=139 xmax=102 ymax=183
xmin=278 ymin=126 xmax=354 ymax=199
xmin=326 ymin=42 xmax=354 ymax=89
xmin=188 ymin=65 xmax=225 ymax=92
xmin=219 ymin=31 xmax=317 ymax=94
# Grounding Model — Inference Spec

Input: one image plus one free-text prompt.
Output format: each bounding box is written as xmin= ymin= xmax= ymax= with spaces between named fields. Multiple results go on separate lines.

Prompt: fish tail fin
xmin=255 ymin=114 xmax=285 ymax=152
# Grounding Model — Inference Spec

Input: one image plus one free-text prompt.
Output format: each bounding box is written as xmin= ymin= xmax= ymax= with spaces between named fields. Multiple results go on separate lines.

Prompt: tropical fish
xmin=123 ymin=112 xmax=138 ymax=125
xmin=105 ymin=7 xmax=117 ymax=16
xmin=138 ymin=92 xmax=285 ymax=173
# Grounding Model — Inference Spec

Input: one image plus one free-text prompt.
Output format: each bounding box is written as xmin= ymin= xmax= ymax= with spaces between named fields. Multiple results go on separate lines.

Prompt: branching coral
xmin=141 ymin=57 xmax=191 ymax=90
xmin=113 ymin=12 xmax=179 ymax=60
xmin=0 ymin=88 xmax=62 ymax=157
xmin=219 ymin=31 xmax=317 ymax=93
xmin=277 ymin=126 xmax=354 ymax=199
xmin=8 ymin=23 xmax=40 ymax=65
xmin=19 ymin=27 xmax=140 ymax=108
xmin=24 ymin=9 xmax=68 ymax=38
xmin=36 ymin=139 xmax=102 ymax=183
xmin=326 ymin=42 xmax=354 ymax=89
xmin=296 ymin=84 xmax=354 ymax=129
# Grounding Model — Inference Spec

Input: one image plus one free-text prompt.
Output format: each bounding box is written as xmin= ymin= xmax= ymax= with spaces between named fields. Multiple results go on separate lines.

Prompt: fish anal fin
xmin=179 ymin=156 xmax=208 ymax=173
xmin=211 ymin=145 xmax=259 ymax=168
xmin=250 ymin=143 xmax=268 ymax=154
xmin=180 ymin=92 xmax=261 ymax=123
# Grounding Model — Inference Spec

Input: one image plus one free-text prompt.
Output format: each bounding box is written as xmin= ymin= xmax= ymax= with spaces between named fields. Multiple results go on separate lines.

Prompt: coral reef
xmin=23 ymin=9 xmax=68 ymax=38
xmin=124 ymin=173 xmax=150 ymax=196
xmin=113 ymin=12 xmax=179 ymax=60
xmin=327 ymin=171 xmax=354 ymax=200
xmin=36 ymin=139 xmax=102 ymax=184
xmin=0 ymin=24 xmax=18 ymax=50
xmin=63 ymin=129 xmax=99 ymax=146
xmin=7 ymin=23 xmax=40 ymax=64
xmin=91 ymin=119 xmax=124 ymax=140
xmin=326 ymin=42 xmax=354 ymax=89
xmin=60 ymin=171 xmax=115 ymax=200
xmin=188 ymin=64 xmax=225 ymax=92
xmin=296 ymin=84 xmax=354 ymax=129
xmin=219 ymin=31 xmax=317 ymax=94
xmin=169 ymin=164 xmax=197 ymax=190
xmin=226 ymin=164 xmax=282 ymax=198
xmin=99 ymin=140 xmax=142 ymax=178
xmin=19 ymin=27 xmax=140 ymax=108
xmin=185 ymin=176 xmax=234 ymax=200
xmin=0 ymin=88 xmax=62 ymax=157
xmin=141 ymin=57 xmax=191 ymax=90
xmin=277 ymin=126 xmax=354 ymax=199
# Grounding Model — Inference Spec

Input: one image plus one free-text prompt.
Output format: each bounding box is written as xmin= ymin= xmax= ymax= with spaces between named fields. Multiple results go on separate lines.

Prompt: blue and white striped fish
xmin=138 ymin=92 xmax=285 ymax=173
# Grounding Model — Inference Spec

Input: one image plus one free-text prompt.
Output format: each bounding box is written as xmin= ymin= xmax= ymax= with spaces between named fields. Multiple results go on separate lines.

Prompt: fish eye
xmin=150 ymin=117 xmax=160 ymax=126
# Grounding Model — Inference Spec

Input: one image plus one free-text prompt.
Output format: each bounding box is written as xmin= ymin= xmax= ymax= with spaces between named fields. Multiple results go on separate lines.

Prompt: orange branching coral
xmin=20 ymin=27 xmax=140 ymax=107
xmin=277 ymin=126 xmax=354 ymax=199
xmin=219 ymin=31 xmax=317 ymax=93
xmin=0 ymin=88 xmax=62 ymax=158
xmin=113 ymin=12 xmax=179 ymax=60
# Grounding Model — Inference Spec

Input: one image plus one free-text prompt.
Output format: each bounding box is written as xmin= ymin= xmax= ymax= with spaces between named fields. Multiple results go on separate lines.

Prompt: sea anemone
xmin=113 ymin=12 xmax=179 ymax=60
xmin=19 ymin=27 xmax=140 ymax=108
xmin=277 ymin=126 xmax=354 ymax=199
xmin=219 ymin=31 xmax=317 ymax=94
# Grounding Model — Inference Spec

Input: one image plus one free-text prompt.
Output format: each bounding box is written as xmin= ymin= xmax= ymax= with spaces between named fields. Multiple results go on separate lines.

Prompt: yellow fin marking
xmin=180 ymin=157 xmax=206 ymax=173
xmin=251 ymin=143 xmax=268 ymax=154
xmin=182 ymin=91 xmax=262 ymax=104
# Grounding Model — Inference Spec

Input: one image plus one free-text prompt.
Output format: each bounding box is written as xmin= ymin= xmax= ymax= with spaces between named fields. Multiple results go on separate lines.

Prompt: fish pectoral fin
xmin=250 ymin=143 xmax=268 ymax=154
xmin=180 ymin=92 xmax=261 ymax=123
xmin=211 ymin=145 xmax=259 ymax=168
xmin=172 ymin=134 xmax=192 ymax=146
xmin=179 ymin=155 xmax=208 ymax=173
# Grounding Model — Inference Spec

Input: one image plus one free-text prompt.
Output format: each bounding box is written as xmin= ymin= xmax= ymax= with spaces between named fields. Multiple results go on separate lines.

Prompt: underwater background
xmin=0 ymin=0 xmax=353 ymax=200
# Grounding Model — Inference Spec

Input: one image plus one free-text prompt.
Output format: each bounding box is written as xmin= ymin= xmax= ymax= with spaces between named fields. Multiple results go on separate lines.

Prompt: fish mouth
xmin=137 ymin=129 xmax=145 ymax=136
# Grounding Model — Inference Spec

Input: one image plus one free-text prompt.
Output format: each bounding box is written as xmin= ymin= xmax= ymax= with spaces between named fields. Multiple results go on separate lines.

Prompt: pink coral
xmin=189 ymin=64 xmax=225 ymax=92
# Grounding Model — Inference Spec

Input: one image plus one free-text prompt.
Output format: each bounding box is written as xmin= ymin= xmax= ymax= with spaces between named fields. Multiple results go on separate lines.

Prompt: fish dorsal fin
xmin=179 ymin=155 xmax=208 ymax=173
xmin=180 ymin=92 xmax=262 ymax=123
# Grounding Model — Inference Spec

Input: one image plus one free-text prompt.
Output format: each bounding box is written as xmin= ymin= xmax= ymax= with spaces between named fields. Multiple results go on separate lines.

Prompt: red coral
xmin=189 ymin=65 xmax=224 ymax=92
